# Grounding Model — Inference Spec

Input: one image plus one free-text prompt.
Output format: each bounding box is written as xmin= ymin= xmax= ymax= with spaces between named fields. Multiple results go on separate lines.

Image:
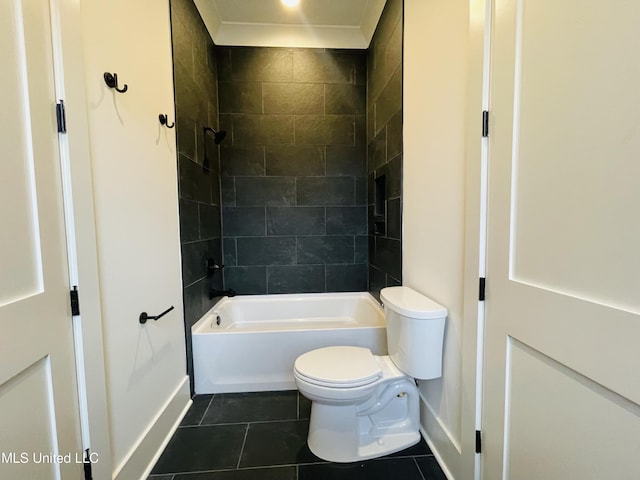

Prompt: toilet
xmin=293 ymin=286 xmax=447 ymax=463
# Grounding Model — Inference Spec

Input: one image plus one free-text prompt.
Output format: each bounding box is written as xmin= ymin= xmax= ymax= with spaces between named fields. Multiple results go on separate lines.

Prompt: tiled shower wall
xmin=170 ymin=0 xmax=223 ymax=391
xmin=367 ymin=0 xmax=404 ymax=299
xmin=217 ymin=47 xmax=369 ymax=294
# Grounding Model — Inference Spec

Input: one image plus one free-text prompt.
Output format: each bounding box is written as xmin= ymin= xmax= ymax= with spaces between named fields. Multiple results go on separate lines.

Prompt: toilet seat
xmin=294 ymin=346 xmax=382 ymax=388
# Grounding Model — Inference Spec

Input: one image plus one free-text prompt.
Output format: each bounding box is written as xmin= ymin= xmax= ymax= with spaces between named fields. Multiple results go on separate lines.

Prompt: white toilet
xmin=293 ymin=286 xmax=447 ymax=463
xmin=293 ymin=287 xmax=447 ymax=462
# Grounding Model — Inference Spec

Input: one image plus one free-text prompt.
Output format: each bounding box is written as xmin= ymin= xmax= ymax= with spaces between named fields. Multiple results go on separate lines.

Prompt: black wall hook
xmin=159 ymin=114 xmax=175 ymax=128
xmin=103 ymin=72 xmax=128 ymax=93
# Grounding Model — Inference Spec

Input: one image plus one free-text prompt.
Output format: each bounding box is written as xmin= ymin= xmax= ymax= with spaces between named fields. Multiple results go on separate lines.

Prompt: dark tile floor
xmin=149 ymin=391 xmax=447 ymax=480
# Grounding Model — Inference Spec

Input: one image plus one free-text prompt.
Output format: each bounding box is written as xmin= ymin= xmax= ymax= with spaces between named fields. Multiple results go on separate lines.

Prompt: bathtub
xmin=192 ymin=292 xmax=387 ymax=394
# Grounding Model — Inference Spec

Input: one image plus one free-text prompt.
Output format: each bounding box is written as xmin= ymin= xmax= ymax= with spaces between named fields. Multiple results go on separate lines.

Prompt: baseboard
xmin=417 ymin=389 xmax=461 ymax=480
xmin=112 ymin=376 xmax=191 ymax=480
xmin=420 ymin=424 xmax=456 ymax=480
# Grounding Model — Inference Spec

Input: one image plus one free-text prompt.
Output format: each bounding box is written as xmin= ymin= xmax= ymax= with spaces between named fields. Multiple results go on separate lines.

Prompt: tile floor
xmin=149 ymin=391 xmax=447 ymax=480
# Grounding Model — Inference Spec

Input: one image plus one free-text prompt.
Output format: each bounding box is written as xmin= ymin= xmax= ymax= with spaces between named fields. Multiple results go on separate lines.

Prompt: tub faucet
xmin=209 ymin=288 xmax=236 ymax=299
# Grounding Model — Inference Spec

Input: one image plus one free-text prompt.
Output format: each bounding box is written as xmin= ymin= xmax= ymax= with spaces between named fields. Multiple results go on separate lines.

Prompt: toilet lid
xmin=294 ymin=346 xmax=382 ymax=387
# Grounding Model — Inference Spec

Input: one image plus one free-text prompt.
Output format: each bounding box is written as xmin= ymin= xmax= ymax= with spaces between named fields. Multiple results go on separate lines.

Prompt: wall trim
xmin=418 ymin=388 xmax=462 ymax=454
xmin=113 ymin=376 xmax=191 ymax=480
xmin=420 ymin=425 xmax=456 ymax=480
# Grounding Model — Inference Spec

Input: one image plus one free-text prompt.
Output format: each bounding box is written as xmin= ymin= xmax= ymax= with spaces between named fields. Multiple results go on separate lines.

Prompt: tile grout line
xmin=414 ymin=456 xmax=427 ymax=480
xmin=198 ymin=394 xmax=216 ymax=426
xmin=236 ymin=423 xmax=250 ymax=469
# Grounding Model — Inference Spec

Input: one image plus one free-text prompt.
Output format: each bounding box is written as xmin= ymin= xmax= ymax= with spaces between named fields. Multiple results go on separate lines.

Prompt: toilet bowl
xmin=294 ymin=286 xmax=447 ymax=463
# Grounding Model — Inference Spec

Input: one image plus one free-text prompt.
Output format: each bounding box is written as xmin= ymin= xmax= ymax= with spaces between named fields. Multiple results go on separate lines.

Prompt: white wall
xmin=403 ymin=0 xmax=477 ymax=478
xmin=79 ymin=0 xmax=190 ymax=477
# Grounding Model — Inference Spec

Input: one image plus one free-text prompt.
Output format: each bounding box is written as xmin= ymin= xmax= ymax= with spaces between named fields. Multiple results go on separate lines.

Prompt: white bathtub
xmin=192 ymin=292 xmax=387 ymax=394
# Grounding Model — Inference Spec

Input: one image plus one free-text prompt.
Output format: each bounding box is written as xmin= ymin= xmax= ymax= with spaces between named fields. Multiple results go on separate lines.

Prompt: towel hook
xmin=103 ymin=72 xmax=128 ymax=93
xmin=159 ymin=114 xmax=175 ymax=128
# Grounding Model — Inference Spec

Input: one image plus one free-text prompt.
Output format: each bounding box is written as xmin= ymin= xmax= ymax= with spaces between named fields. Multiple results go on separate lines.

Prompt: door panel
xmin=0 ymin=0 xmax=82 ymax=477
xmin=503 ymin=339 xmax=640 ymax=479
xmin=483 ymin=0 xmax=640 ymax=478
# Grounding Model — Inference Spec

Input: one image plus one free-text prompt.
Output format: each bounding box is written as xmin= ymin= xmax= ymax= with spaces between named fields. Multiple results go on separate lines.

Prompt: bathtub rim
xmin=192 ymin=291 xmax=384 ymax=335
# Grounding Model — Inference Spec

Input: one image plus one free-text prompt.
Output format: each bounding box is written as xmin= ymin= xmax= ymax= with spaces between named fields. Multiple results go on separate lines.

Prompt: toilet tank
xmin=380 ymin=286 xmax=447 ymax=380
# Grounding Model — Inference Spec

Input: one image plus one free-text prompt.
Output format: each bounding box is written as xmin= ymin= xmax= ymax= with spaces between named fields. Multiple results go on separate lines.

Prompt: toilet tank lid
xmin=380 ymin=286 xmax=447 ymax=319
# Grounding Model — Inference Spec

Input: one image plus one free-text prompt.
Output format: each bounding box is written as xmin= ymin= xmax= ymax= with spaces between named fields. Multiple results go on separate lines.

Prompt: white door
xmin=0 ymin=0 xmax=82 ymax=478
xmin=483 ymin=0 xmax=640 ymax=479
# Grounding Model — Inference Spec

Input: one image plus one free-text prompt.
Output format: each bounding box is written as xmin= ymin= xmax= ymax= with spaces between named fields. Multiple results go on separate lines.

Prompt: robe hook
xmin=103 ymin=72 xmax=128 ymax=93
xmin=159 ymin=114 xmax=175 ymax=128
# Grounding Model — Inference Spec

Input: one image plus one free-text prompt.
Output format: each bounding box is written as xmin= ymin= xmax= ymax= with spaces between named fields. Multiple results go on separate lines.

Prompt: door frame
xmin=464 ymin=0 xmax=493 ymax=478
xmin=49 ymin=0 xmax=112 ymax=476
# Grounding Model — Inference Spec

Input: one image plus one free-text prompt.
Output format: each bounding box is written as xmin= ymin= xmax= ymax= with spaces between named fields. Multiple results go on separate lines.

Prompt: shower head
xmin=203 ymin=126 xmax=227 ymax=144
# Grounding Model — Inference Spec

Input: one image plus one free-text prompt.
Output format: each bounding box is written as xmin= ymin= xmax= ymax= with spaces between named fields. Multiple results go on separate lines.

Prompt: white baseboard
xmin=420 ymin=424 xmax=456 ymax=480
xmin=113 ymin=376 xmax=191 ymax=480
xmin=417 ymin=389 xmax=461 ymax=480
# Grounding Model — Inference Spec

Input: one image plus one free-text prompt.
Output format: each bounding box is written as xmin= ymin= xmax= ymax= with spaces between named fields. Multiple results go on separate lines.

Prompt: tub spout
xmin=209 ymin=288 xmax=236 ymax=299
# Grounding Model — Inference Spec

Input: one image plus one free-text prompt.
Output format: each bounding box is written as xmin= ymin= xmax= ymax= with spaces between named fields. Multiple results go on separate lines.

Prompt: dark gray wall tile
xmin=265 ymin=145 xmax=324 ymax=176
xmin=370 ymin=237 xmax=401 ymax=280
xmin=236 ymin=177 xmax=296 ymax=206
xmin=221 ymin=176 xmax=236 ymax=206
xmin=294 ymin=50 xmax=358 ymax=84
xmin=367 ymin=0 xmax=403 ymax=299
xmin=223 ymin=238 xmax=237 ymax=266
xmin=325 ymin=84 xmax=366 ymax=114
xmin=355 ymin=235 xmax=368 ymax=264
xmin=266 ymin=207 xmax=325 ymax=235
xmin=326 ymin=206 xmax=367 ymax=235
xmin=179 ymin=199 xmax=199 ymax=242
xmin=227 ymin=47 xmax=294 ymax=82
xmin=297 ymin=177 xmax=355 ymax=206
xmin=263 ymin=83 xmax=324 ymax=114
xmin=176 ymin=115 xmax=196 ymax=161
xmin=386 ymin=20 xmax=403 ymax=83
xmin=295 ymin=115 xmax=355 ymax=145
xmin=326 ymin=146 xmax=365 ymax=176
xmin=375 ymin=65 xmax=402 ymax=135
xmin=326 ymin=264 xmax=368 ymax=292
xmin=368 ymin=264 xmax=387 ymax=301
xmin=368 ymin=128 xmax=387 ymax=172
xmin=179 ymin=154 xmax=212 ymax=203
xmin=171 ymin=0 xmax=222 ymax=393
xmin=386 ymin=274 xmax=402 ymax=287
xmin=217 ymin=45 xmax=368 ymax=296
xmin=387 ymin=109 xmax=403 ymax=161
xmin=379 ymin=154 xmax=402 ymax=200
xmin=267 ymin=265 xmax=325 ymax=294
xmin=218 ymin=81 xmax=262 ymax=114
xmin=297 ymin=236 xmax=354 ymax=264
xmin=222 ymin=207 xmax=265 ymax=236
xmin=224 ymin=266 xmax=267 ymax=295
xmin=233 ymin=114 xmax=294 ymax=145
xmin=386 ymin=198 xmax=401 ymax=240
xmin=220 ymin=145 xmax=265 ymax=176
xmin=355 ymin=177 xmax=367 ymax=204
xmin=355 ymin=115 xmax=367 ymax=148
xmin=200 ymin=203 xmax=222 ymax=239
xmin=181 ymin=239 xmax=221 ymax=287
xmin=237 ymin=237 xmax=297 ymax=265
xmin=183 ymin=281 xmax=203 ymax=329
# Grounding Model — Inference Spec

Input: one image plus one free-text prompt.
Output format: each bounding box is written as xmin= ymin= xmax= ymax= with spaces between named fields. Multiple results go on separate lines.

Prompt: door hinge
xmin=70 ymin=286 xmax=80 ymax=316
xmin=475 ymin=430 xmax=482 ymax=453
xmin=56 ymin=100 xmax=67 ymax=133
xmin=479 ymin=277 xmax=486 ymax=301
xmin=83 ymin=448 xmax=93 ymax=480
xmin=482 ymin=110 xmax=489 ymax=137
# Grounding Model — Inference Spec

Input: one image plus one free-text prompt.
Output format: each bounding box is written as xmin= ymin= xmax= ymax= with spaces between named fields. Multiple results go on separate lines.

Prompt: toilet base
xmin=306 ymin=378 xmax=420 ymax=463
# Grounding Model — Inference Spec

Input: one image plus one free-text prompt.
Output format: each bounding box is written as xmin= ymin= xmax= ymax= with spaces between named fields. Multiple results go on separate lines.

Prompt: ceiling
xmin=193 ymin=0 xmax=388 ymax=49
